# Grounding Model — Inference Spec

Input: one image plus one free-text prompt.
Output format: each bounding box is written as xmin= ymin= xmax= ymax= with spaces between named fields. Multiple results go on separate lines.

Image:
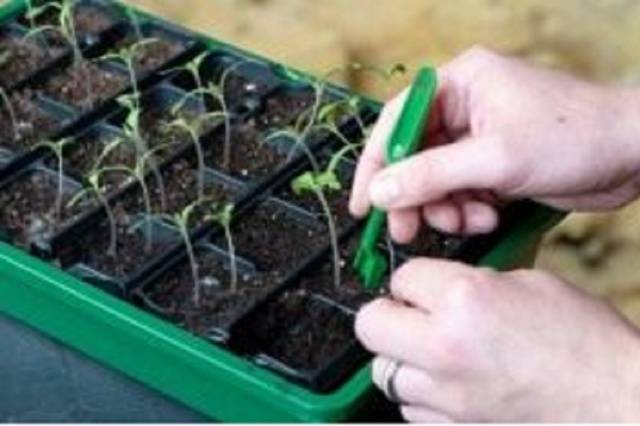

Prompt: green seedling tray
xmin=0 ymin=0 xmax=566 ymax=421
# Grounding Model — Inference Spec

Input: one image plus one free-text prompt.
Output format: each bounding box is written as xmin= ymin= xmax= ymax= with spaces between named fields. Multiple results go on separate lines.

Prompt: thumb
xmin=369 ymin=136 xmax=509 ymax=210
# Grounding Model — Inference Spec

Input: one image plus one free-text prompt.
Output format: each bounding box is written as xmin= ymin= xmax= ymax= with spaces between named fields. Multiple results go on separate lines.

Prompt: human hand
xmin=349 ymin=47 xmax=640 ymax=242
xmin=355 ymin=259 xmax=640 ymax=422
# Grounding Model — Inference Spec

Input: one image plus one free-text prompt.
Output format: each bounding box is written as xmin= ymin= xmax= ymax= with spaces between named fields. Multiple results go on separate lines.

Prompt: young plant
xmin=25 ymin=0 xmax=82 ymax=64
xmin=165 ymin=51 xmax=208 ymax=106
xmin=163 ymin=112 xmax=226 ymax=201
xmin=275 ymin=62 xmax=406 ymax=158
xmin=98 ymin=38 xmax=159 ymax=98
xmin=157 ymin=201 xmax=203 ymax=307
xmin=117 ymin=93 xmax=167 ymax=210
xmin=172 ymin=78 xmax=234 ymax=170
xmin=67 ymin=168 xmax=118 ymax=257
xmin=35 ymin=137 xmax=74 ymax=220
xmin=0 ymin=86 xmax=18 ymax=142
xmin=98 ymin=142 xmax=175 ymax=254
xmin=172 ymin=58 xmax=261 ymax=170
xmin=316 ymin=95 xmax=366 ymax=145
xmin=290 ymin=144 xmax=357 ymax=290
xmin=25 ymin=0 xmax=98 ymax=109
xmin=205 ymin=203 xmax=238 ymax=293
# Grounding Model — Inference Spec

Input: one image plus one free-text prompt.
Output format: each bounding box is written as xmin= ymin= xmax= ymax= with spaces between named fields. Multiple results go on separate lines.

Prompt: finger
xmin=372 ymin=356 xmax=437 ymax=406
xmin=388 ymin=208 xmax=420 ymax=244
xmin=355 ymin=298 xmax=434 ymax=370
xmin=452 ymin=192 xmax=499 ymax=235
xmin=401 ymin=405 xmax=454 ymax=423
xmin=369 ymin=135 xmax=508 ymax=210
xmin=460 ymin=199 xmax=499 ymax=234
xmin=349 ymin=89 xmax=409 ymax=217
xmin=390 ymin=258 xmax=478 ymax=312
xmin=430 ymin=61 xmax=473 ymax=136
xmin=422 ymin=199 xmax=462 ymax=234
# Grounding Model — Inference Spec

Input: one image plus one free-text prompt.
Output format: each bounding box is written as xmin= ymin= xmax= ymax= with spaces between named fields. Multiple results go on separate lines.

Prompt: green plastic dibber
xmin=354 ymin=67 xmax=438 ymax=290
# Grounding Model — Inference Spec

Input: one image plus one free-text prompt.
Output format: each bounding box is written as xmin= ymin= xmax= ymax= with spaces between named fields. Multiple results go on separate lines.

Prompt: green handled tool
xmin=354 ymin=66 xmax=438 ymax=290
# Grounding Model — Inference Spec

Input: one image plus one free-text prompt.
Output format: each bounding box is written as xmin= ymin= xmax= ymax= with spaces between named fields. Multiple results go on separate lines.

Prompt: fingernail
xmin=370 ymin=173 xmax=401 ymax=206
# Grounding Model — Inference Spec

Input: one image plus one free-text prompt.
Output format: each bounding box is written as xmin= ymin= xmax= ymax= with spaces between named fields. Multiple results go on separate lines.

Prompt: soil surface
xmin=257 ymin=90 xmax=317 ymax=131
xmin=246 ymin=288 xmax=355 ymax=372
xmin=139 ymin=100 xmax=213 ymax=148
xmin=0 ymin=168 xmax=93 ymax=248
xmin=205 ymin=118 xmax=287 ymax=181
xmin=0 ymin=90 xmax=67 ymax=154
xmin=0 ymin=30 xmax=63 ymax=88
xmin=398 ymin=228 xmax=465 ymax=258
xmin=57 ymin=206 xmax=174 ymax=280
xmin=43 ymin=60 xmax=128 ymax=110
xmin=123 ymin=159 xmax=233 ymax=228
xmin=138 ymin=249 xmax=278 ymax=340
xmin=113 ymin=32 xmax=185 ymax=74
xmin=47 ymin=130 xmax=137 ymax=193
xmin=205 ymin=90 xmax=326 ymax=180
xmin=298 ymin=236 xmax=385 ymax=311
xmin=215 ymin=201 xmax=326 ymax=273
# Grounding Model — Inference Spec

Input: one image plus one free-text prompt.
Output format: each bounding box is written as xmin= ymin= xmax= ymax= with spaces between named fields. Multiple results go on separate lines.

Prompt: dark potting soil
xmin=257 ymin=90 xmax=318 ymax=131
xmin=0 ymin=90 xmax=66 ymax=154
xmin=50 ymin=107 xmax=199 ymax=195
xmin=205 ymin=90 xmax=327 ymax=179
xmin=249 ymin=288 xmax=355 ymax=372
xmin=43 ymin=60 xmax=128 ymax=110
xmin=123 ymin=159 xmax=233 ymax=228
xmin=299 ymin=237 xmax=383 ymax=311
xmin=0 ymin=30 xmax=64 ymax=88
xmin=46 ymin=131 xmax=137 ymax=193
xmin=113 ymin=32 xmax=185 ymax=74
xmin=205 ymin=117 xmax=287 ymax=180
xmin=57 ymin=206 xmax=174 ymax=280
xmin=140 ymin=102 xmax=214 ymax=148
xmin=215 ymin=201 xmax=326 ymax=274
xmin=399 ymin=227 xmax=465 ymax=258
xmin=138 ymin=250 xmax=279 ymax=339
xmin=0 ymin=169 xmax=93 ymax=248
xmin=22 ymin=4 xmax=116 ymax=46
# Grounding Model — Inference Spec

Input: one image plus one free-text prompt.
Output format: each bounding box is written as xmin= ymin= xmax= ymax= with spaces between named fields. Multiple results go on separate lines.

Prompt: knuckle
xmin=447 ymin=275 xmax=479 ymax=305
xmin=434 ymin=335 xmax=466 ymax=372
xmin=446 ymin=269 xmax=497 ymax=308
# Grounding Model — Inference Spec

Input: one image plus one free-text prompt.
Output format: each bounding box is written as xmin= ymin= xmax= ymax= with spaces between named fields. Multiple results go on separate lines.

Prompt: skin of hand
xmin=349 ymin=46 xmax=640 ymax=242
xmin=350 ymin=47 xmax=640 ymax=422
xmin=356 ymin=259 xmax=640 ymax=422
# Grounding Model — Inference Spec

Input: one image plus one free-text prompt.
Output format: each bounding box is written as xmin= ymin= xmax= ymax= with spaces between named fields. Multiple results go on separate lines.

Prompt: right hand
xmin=349 ymin=47 xmax=640 ymax=242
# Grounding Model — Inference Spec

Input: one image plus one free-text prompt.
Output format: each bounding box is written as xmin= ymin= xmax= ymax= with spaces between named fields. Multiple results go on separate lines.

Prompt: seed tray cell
xmin=0 ymin=0 xmax=565 ymax=422
xmin=0 ymin=23 xmax=66 ymax=89
xmin=133 ymin=242 xmax=274 ymax=345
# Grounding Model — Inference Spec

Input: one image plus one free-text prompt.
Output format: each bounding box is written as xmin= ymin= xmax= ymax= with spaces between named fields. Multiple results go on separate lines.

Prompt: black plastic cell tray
xmin=0 ymin=0 xmax=532 ymax=395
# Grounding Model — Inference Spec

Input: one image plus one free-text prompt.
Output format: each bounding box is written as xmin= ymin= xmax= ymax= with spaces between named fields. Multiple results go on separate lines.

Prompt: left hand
xmin=355 ymin=258 xmax=640 ymax=422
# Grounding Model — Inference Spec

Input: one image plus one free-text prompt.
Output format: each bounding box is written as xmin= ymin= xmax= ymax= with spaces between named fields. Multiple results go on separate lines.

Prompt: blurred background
xmin=129 ymin=0 xmax=640 ymax=324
